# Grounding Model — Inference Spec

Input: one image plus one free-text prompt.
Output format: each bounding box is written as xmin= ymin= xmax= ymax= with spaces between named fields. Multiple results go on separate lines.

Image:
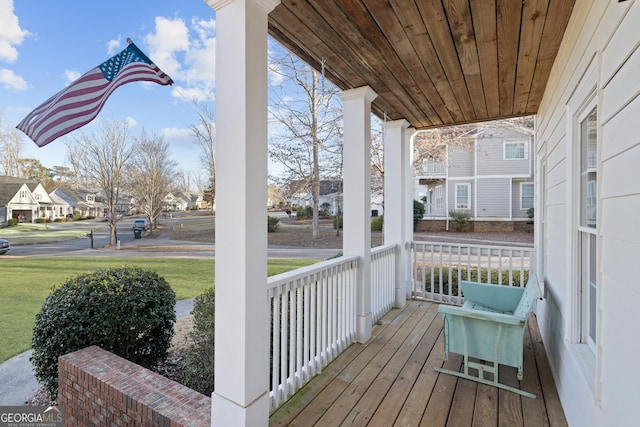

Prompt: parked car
xmin=132 ymin=219 xmax=150 ymax=231
xmin=0 ymin=238 xmax=9 ymax=255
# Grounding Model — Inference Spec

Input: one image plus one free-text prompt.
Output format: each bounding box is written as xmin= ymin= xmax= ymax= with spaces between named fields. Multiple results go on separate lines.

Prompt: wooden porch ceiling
xmin=269 ymin=0 xmax=576 ymax=130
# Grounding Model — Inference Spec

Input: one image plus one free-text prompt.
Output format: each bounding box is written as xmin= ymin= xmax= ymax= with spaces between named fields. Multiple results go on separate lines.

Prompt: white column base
xmin=212 ymin=391 xmax=270 ymax=427
xmin=357 ymin=312 xmax=373 ymax=343
xmin=395 ymin=286 xmax=407 ymax=308
xmin=405 ymin=280 xmax=414 ymax=299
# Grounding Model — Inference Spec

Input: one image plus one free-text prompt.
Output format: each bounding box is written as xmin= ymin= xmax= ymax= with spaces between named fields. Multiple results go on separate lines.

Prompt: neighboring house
xmin=289 ymin=180 xmax=353 ymax=216
xmin=163 ymin=192 xmax=195 ymax=211
xmin=0 ymin=176 xmax=39 ymax=224
xmin=27 ymin=181 xmax=58 ymax=220
xmin=49 ymin=188 xmax=105 ymax=218
xmin=415 ymin=125 xmax=534 ymax=225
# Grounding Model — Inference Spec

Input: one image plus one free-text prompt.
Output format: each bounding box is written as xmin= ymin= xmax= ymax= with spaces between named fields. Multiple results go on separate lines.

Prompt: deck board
xmin=269 ymin=300 xmax=567 ymax=427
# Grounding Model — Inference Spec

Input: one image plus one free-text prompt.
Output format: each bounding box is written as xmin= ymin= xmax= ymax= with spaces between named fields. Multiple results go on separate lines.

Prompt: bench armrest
xmin=438 ymin=303 xmax=526 ymax=326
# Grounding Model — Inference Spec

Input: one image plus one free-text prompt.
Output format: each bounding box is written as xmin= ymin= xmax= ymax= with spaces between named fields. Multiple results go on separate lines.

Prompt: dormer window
xmin=86 ymin=195 xmax=95 ymax=202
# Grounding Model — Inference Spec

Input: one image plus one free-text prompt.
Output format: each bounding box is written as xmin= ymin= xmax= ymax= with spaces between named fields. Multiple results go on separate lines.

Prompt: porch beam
xmin=383 ymin=119 xmax=410 ymax=307
xmin=208 ymin=0 xmax=280 ymax=426
xmin=339 ymin=86 xmax=377 ymax=343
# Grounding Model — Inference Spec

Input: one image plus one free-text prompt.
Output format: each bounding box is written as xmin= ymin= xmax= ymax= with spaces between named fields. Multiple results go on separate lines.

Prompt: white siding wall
xmin=536 ymin=1 xmax=640 ymax=425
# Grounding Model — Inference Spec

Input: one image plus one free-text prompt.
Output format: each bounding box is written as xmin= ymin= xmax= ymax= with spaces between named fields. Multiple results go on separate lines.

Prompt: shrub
xmin=319 ymin=202 xmax=331 ymax=217
xmin=7 ymin=218 xmax=18 ymax=227
xmin=268 ymin=216 xmax=281 ymax=232
xmin=413 ymin=199 xmax=425 ymax=230
xmin=296 ymin=205 xmax=313 ymax=219
xmin=333 ymin=215 xmax=343 ymax=229
xmin=422 ymin=266 xmax=529 ymax=295
xmin=449 ymin=210 xmax=471 ymax=231
xmin=371 ymin=215 xmax=384 ymax=231
xmin=179 ymin=288 xmax=215 ymax=395
xmin=30 ymin=266 xmax=176 ymax=397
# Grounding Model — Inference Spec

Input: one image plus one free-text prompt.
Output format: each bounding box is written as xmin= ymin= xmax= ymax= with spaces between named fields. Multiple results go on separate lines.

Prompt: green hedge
xmin=422 ymin=266 xmax=529 ymax=295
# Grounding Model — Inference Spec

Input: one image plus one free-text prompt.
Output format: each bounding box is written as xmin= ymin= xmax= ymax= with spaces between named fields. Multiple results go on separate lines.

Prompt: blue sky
xmin=0 ymin=0 xmax=223 ymax=176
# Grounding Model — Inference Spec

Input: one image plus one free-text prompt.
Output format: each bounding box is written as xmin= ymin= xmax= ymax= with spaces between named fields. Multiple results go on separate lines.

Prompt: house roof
xmin=0 ymin=176 xmax=39 ymax=205
xmin=269 ymin=1 xmax=576 ymax=130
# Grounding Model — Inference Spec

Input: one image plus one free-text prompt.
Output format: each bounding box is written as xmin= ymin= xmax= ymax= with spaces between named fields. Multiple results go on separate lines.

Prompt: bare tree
xmin=65 ymin=139 xmax=89 ymax=189
xmin=269 ymin=50 xmax=342 ymax=239
xmin=129 ymin=130 xmax=177 ymax=234
xmin=189 ymin=103 xmax=216 ymax=214
xmin=0 ymin=113 xmax=24 ymax=177
xmin=81 ymin=120 xmax=134 ymax=245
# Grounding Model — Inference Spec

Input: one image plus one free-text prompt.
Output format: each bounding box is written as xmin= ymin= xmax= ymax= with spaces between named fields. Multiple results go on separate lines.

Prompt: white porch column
xmin=404 ymin=128 xmax=416 ymax=299
xmin=209 ymin=0 xmax=279 ymax=426
xmin=383 ymin=119 xmax=410 ymax=308
xmin=339 ymin=86 xmax=377 ymax=343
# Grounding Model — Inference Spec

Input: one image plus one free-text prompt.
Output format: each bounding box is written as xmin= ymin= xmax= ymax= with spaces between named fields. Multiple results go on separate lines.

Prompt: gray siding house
xmin=415 ymin=124 xmax=534 ymax=225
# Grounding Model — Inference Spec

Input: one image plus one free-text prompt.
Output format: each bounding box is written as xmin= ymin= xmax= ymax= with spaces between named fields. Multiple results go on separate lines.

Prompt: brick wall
xmin=58 ymin=346 xmax=211 ymax=427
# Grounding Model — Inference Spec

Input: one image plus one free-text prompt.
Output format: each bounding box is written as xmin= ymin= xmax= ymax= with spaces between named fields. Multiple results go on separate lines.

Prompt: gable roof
xmin=0 ymin=176 xmax=39 ymax=205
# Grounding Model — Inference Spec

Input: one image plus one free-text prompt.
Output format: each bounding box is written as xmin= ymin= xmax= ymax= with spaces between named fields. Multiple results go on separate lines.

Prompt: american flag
xmin=16 ymin=41 xmax=173 ymax=147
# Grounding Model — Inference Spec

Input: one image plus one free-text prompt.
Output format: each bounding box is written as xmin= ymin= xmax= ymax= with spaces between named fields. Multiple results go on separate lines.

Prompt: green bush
xmin=413 ymin=199 xmax=425 ymax=230
xmin=179 ymin=288 xmax=215 ymax=395
xmin=333 ymin=215 xmax=343 ymax=229
xmin=449 ymin=210 xmax=471 ymax=231
xmin=295 ymin=205 xmax=313 ymax=219
xmin=7 ymin=218 xmax=18 ymax=227
xmin=371 ymin=215 xmax=383 ymax=231
xmin=268 ymin=216 xmax=281 ymax=232
xmin=30 ymin=266 xmax=176 ymax=397
xmin=319 ymin=202 xmax=331 ymax=217
xmin=422 ymin=266 xmax=529 ymax=295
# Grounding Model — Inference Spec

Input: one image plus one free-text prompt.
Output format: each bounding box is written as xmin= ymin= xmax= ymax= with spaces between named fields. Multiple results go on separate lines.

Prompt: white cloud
xmin=144 ymin=16 xmax=190 ymax=79
xmin=64 ymin=69 xmax=81 ymax=84
xmin=0 ymin=68 xmax=26 ymax=90
xmin=170 ymin=84 xmax=214 ymax=104
xmin=107 ymin=35 xmax=122 ymax=55
xmin=125 ymin=116 xmax=137 ymax=128
xmin=0 ymin=0 xmax=30 ymax=63
xmin=142 ymin=16 xmax=216 ymax=104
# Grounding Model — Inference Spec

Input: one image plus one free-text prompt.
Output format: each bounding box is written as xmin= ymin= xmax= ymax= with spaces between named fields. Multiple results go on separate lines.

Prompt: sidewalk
xmin=0 ymin=298 xmax=195 ymax=406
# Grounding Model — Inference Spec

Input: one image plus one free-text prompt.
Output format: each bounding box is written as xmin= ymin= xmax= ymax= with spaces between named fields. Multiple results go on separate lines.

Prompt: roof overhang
xmin=269 ymin=0 xmax=576 ymax=130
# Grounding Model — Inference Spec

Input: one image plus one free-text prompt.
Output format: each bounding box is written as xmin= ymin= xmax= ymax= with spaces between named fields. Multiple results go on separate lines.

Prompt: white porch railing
xmin=411 ymin=242 xmax=534 ymax=305
xmin=267 ymin=255 xmax=358 ymax=410
xmin=267 ymin=245 xmax=399 ymax=410
xmin=371 ymin=244 xmax=397 ymax=323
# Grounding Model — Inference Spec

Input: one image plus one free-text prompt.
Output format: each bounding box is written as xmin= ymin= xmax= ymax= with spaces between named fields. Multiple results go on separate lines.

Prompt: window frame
xmin=455 ymin=183 xmax=470 ymax=210
xmin=503 ymin=141 xmax=528 ymax=160
xmin=520 ymin=182 xmax=534 ymax=210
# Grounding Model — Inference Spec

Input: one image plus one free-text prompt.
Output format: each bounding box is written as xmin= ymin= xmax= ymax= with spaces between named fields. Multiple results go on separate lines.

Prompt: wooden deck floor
xmin=269 ymin=299 xmax=567 ymax=427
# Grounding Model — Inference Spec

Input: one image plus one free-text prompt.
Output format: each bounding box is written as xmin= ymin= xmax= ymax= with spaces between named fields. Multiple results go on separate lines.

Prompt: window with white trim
xmin=504 ymin=141 xmax=527 ymax=159
xmin=455 ymin=183 xmax=470 ymax=210
xmin=521 ymin=183 xmax=534 ymax=209
xmin=579 ymin=106 xmax=598 ymax=350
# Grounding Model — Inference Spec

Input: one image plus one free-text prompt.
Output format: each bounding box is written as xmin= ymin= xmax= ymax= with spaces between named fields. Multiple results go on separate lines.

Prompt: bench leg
xmin=437 ymin=318 xmax=535 ymax=398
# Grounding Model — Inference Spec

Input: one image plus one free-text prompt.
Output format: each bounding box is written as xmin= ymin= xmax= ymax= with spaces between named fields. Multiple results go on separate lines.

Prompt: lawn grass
xmin=0 ymin=257 xmax=318 ymax=362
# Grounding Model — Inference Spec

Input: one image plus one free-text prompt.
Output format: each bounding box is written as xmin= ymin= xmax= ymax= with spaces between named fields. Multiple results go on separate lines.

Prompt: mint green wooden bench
xmin=435 ymin=275 xmax=542 ymax=398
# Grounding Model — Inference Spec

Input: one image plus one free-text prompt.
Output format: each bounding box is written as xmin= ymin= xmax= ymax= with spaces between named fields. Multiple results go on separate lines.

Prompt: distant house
xmin=162 ymin=191 xmax=195 ymax=211
xmin=288 ymin=180 xmax=347 ymax=216
xmin=414 ymin=124 xmax=534 ymax=228
xmin=50 ymin=188 xmax=105 ymax=218
xmin=0 ymin=176 xmax=40 ymax=224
